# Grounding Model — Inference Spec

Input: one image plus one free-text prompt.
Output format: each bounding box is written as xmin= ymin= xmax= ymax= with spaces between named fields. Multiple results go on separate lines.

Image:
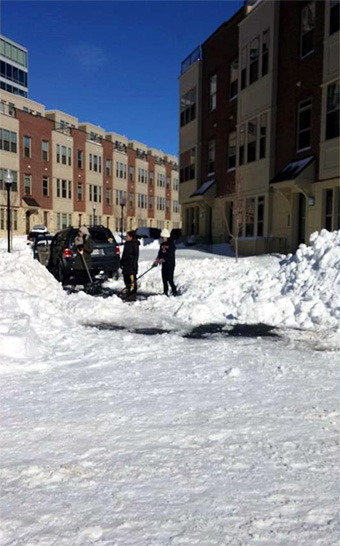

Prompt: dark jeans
xmin=162 ymin=265 xmax=177 ymax=296
xmin=123 ymin=273 xmax=137 ymax=294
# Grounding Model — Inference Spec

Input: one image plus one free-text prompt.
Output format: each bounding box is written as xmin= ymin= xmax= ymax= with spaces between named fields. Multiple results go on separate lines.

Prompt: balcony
xmin=115 ymin=142 xmax=127 ymax=153
xmin=181 ymin=46 xmax=202 ymax=75
xmin=0 ymin=103 xmax=16 ymax=117
xmin=136 ymin=148 xmax=147 ymax=160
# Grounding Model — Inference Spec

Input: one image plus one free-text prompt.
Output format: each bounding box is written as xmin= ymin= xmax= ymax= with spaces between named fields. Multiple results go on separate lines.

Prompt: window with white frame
xmin=105 ymin=159 xmax=111 ymax=176
xmin=138 ymin=168 xmax=148 ymax=183
xmin=173 ymin=177 xmax=179 ymax=191
xmin=259 ymin=113 xmax=267 ymax=159
xmin=129 ymin=192 xmax=134 ymax=207
xmin=239 ymin=124 xmax=245 ymax=166
xmin=229 ymin=58 xmax=238 ymax=100
xmin=297 ymin=99 xmax=312 ymax=151
xmin=157 ymin=173 xmax=166 ymax=187
xmin=257 ymin=196 xmax=265 ymax=236
xmin=42 ymin=176 xmax=49 ymax=197
xmin=24 ymin=173 xmax=31 ymax=194
xmin=77 ymin=150 xmax=83 ymax=169
xmin=0 ymin=169 xmax=18 ymax=191
xmin=61 ymin=146 xmax=67 ymax=165
xmin=149 ymin=171 xmax=154 ymax=185
xmin=105 ymin=189 xmax=111 ymax=205
xmin=23 ymin=135 xmax=31 ymax=158
xmin=173 ymin=200 xmax=180 ymax=213
xmin=245 ymin=197 xmax=255 ymax=236
xmin=241 ymin=47 xmax=247 ymax=90
xmin=326 ymin=81 xmax=339 ymax=140
xmin=247 ymin=119 xmax=257 ymax=163
xmin=115 ymin=189 xmax=126 ymax=205
xmin=324 ymin=189 xmax=333 ymax=230
xmin=262 ymin=30 xmax=269 ymax=77
xmin=157 ymin=197 xmax=165 ymax=211
xmin=0 ymin=129 xmax=17 ymax=153
xmin=209 ymin=74 xmax=217 ymax=111
xmin=129 ymin=166 xmax=134 ymax=181
xmin=227 ymin=131 xmax=236 ymax=170
xmin=137 ymin=193 xmax=147 ymax=209
xmin=42 ymin=140 xmax=49 ymax=161
xmin=180 ymin=87 xmax=196 ymax=127
xmin=249 ymin=37 xmax=260 ymax=85
xmin=208 ymin=139 xmax=215 ymax=174
xmin=77 ymin=183 xmax=83 ymax=201
xmin=300 ymin=2 xmax=315 ymax=58
xmin=116 ymin=161 xmax=127 ymax=179
xmin=149 ymin=196 xmax=153 ymax=209
xmin=330 ymin=0 xmax=340 ymax=35
xmin=67 ymin=147 xmax=72 ymax=166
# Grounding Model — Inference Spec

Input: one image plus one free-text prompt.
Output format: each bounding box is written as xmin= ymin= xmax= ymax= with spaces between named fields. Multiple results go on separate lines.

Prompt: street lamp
xmin=93 ymin=205 xmax=96 ymax=226
xmin=4 ymin=169 xmax=13 ymax=253
xmin=120 ymin=195 xmax=126 ymax=244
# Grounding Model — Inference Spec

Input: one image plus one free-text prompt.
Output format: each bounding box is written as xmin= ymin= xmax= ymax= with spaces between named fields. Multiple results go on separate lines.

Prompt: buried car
xmin=47 ymin=226 xmax=120 ymax=284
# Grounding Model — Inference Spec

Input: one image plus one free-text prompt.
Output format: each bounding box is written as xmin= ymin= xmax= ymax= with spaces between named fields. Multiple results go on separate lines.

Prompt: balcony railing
xmin=181 ymin=46 xmax=202 ymax=75
xmin=136 ymin=149 xmax=147 ymax=160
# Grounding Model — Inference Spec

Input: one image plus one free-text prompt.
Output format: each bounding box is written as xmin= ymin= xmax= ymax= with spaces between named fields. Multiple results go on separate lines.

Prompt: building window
xmin=229 ymin=58 xmax=238 ymax=100
xmin=173 ymin=178 xmax=179 ymax=191
xmin=61 ymin=146 xmax=67 ymax=165
xmin=324 ymin=189 xmax=333 ymax=230
xmin=77 ymin=150 xmax=83 ymax=169
xmin=129 ymin=192 xmax=134 ymax=207
xmin=13 ymin=209 xmax=18 ymax=231
xmin=42 ymin=140 xmax=49 ymax=161
xmin=257 ymin=196 xmax=265 ymax=236
xmin=56 ymin=144 xmax=60 ymax=163
xmin=330 ymin=0 xmax=340 ymax=35
xmin=180 ymin=147 xmax=196 ymax=182
xmin=42 ymin=176 xmax=49 ymax=197
xmin=62 ymin=179 xmax=67 ymax=198
xmin=245 ymin=197 xmax=255 ymax=236
xmin=56 ymin=178 xmax=60 ymax=198
xmin=93 ymin=155 xmax=98 ymax=172
xmin=149 ymin=196 xmax=153 ymax=209
xmin=239 ymin=124 xmax=245 ymax=166
xmin=89 ymin=153 xmax=93 ymax=170
xmin=24 ymin=174 xmax=31 ymax=194
xmin=116 ymin=162 xmax=127 ymax=179
xmin=247 ymin=119 xmax=257 ymax=162
xmin=157 ymin=197 xmax=165 ymax=210
xmin=249 ymin=37 xmax=260 ymax=85
xmin=0 ymin=169 xmax=18 ymax=191
xmin=300 ymin=2 xmax=315 ymax=58
xmin=149 ymin=171 xmax=154 ymax=185
xmin=115 ymin=189 xmax=126 ymax=205
xmin=105 ymin=189 xmax=111 ymax=205
xmin=99 ymin=156 xmax=102 ymax=173
xmin=209 ymin=74 xmax=217 ymax=111
xmin=259 ymin=113 xmax=267 ymax=159
xmin=129 ymin=166 xmax=134 ymax=181
xmin=208 ymin=140 xmax=215 ymax=174
xmin=227 ymin=132 xmax=236 ymax=171
xmin=297 ymin=99 xmax=312 ymax=151
xmin=241 ymin=47 xmax=247 ymax=90
xmin=262 ymin=30 xmax=269 ymax=77
xmin=67 ymin=147 xmax=72 ymax=166
xmin=173 ymin=200 xmax=180 ymax=213
xmin=139 ymin=168 xmax=148 ymax=184
xmin=23 ymin=135 xmax=31 ymax=158
xmin=137 ymin=193 xmax=147 ymax=209
xmin=77 ymin=183 xmax=83 ymax=201
xmin=157 ymin=173 xmax=166 ymax=187
xmin=326 ymin=81 xmax=340 ymax=140
xmin=180 ymin=87 xmax=196 ymax=127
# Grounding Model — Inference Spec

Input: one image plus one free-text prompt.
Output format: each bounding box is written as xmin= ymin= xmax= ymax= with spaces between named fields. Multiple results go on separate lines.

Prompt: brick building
xmin=0 ymin=91 xmax=180 ymax=236
xmin=179 ymin=0 xmax=339 ymax=254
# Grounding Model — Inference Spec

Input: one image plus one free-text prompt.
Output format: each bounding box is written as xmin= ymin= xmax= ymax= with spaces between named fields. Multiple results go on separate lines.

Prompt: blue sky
xmin=2 ymin=0 xmax=243 ymax=155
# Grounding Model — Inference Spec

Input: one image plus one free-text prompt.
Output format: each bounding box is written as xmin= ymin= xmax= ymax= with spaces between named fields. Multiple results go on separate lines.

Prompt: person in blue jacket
xmin=154 ymin=228 xmax=178 ymax=296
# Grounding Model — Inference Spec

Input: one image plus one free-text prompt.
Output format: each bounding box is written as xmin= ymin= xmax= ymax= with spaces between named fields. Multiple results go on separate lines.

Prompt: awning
xmin=190 ymin=178 xmax=216 ymax=197
xmin=23 ymin=197 xmax=40 ymax=208
xmin=270 ymin=155 xmax=315 ymax=184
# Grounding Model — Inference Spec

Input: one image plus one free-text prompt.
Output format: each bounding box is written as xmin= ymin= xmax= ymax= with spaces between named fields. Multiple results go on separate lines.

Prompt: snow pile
xmin=0 ymin=248 xmax=79 ymax=361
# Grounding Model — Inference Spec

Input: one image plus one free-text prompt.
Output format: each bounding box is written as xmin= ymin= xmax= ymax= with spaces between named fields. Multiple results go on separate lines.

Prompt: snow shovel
xmin=118 ymin=263 xmax=157 ymax=297
xmin=78 ymin=250 xmax=102 ymax=295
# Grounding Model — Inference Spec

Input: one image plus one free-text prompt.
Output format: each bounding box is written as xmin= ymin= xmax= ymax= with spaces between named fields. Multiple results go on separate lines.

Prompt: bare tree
xmin=215 ymin=169 xmax=243 ymax=263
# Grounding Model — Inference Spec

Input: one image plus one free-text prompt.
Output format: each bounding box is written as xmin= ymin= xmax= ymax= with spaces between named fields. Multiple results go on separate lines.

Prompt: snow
xmin=0 ymin=230 xmax=339 ymax=545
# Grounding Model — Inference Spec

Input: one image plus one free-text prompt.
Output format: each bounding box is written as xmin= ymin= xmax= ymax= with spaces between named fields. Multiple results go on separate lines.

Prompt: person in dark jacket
xmin=120 ymin=230 xmax=139 ymax=296
xmin=73 ymin=226 xmax=94 ymax=285
xmin=154 ymin=228 xmax=177 ymax=296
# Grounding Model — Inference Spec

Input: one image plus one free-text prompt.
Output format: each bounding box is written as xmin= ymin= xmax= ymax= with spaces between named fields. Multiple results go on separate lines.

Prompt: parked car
xmin=27 ymin=229 xmax=50 ymax=245
xmin=32 ymin=233 xmax=53 ymax=262
xmin=136 ymin=227 xmax=161 ymax=243
xmin=32 ymin=225 xmax=49 ymax=233
xmin=47 ymin=226 xmax=120 ymax=284
xmin=170 ymin=228 xmax=182 ymax=241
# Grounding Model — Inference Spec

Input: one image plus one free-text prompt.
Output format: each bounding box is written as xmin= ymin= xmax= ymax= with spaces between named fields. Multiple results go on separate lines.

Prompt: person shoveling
xmin=72 ymin=226 xmax=94 ymax=291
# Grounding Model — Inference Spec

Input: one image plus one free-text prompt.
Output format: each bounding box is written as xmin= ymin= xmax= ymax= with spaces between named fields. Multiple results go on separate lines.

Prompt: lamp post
xmin=4 ymin=169 xmax=13 ymax=253
xmin=120 ymin=195 xmax=126 ymax=244
xmin=93 ymin=205 xmax=96 ymax=226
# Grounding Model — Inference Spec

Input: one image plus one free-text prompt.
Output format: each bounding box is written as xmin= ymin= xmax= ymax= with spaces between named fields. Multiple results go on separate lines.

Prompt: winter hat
xmin=79 ymin=226 xmax=90 ymax=236
xmin=161 ymin=228 xmax=170 ymax=238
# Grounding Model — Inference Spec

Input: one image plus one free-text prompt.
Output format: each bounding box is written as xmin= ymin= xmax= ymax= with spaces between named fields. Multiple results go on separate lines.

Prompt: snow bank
xmin=0 ymin=230 xmax=339 ymax=362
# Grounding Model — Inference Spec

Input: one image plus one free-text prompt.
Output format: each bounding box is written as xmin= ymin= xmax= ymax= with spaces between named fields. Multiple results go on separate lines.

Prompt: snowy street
xmin=0 ymin=232 xmax=339 ymax=545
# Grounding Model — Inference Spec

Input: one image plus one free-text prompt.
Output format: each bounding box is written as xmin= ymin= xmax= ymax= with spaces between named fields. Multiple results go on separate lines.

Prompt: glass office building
xmin=0 ymin=35 xmax=28 ymax=97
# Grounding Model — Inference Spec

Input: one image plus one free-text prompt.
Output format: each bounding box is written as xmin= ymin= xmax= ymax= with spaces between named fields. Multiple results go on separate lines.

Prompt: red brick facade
xmin=200 ymin=9 xmax=243 ymax=197
xmin=101 ymin=138 xmax=114 ymax=217
xmin=147 ymin=155 xmax=155 ymax=219
xmin=72 ymin=128 xmax=87 ymax=214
